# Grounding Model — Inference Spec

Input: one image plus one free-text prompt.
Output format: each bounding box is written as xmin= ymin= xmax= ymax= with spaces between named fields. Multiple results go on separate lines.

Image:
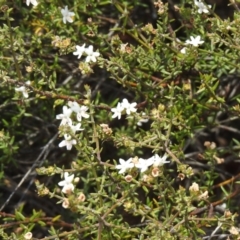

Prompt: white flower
xmin=26 ymin=0 xmax=38 ymax=6
xmin=15 ymin=86 xmax=28 ymax=98
xmin=61 ymin=6 xmax=75 ymax=24
xmin=15 ymin=81 xmax=31 ymax=98
xmin=142 ymin=174 xmax=150 ymax=182
xmin=198 ymin=190 xmax=209 ymax=200
xmin=135 ymin=157 xmax=154 ymax=173
xmin=58 ymin=134 xmax=76 ymax=150
xmin=116 ymin=158 xmax=134 ymax=174
xmin=219 ymin=203 xmax=227 ymax=210
xmin=68 ymin=101 xmax=89 ymax=121
xmin=73 ymin=44 xmax=86 ymax=59
xmin=69 ymin=122 xmax=84 ymax=134
xmin=180 ymin=47 xmax=187 ymax=54
xmin=68 ymin=101 xmax=80 ymax=112
xmin=85 ymin=45 xmax=100 ymax=63
xmin=58 ymin=172 xmax=75 ymax=194
xmin=152 ymin=154 xmax=170 ymax=167
xmin=137 ymin=112 xmax=149 ymax=126
xmin=56 ymin=106 xmax=72 ymax=126
xmin=76 ymin=106 xmax=89 ymax=121
xmin=185 ymin=36 xmax=204 ymax=47
xmin=111 ymin=102 xmax=124 ymax=119
xmin=119 ymin=43 xmax=128 ymax=53
xmin=229 ymin=226 xmax=239 ymax=235
xmin=194 ymin=0 xmax=211 ymax=14
xmin=121 ymin=98 xmax=137 ymax=115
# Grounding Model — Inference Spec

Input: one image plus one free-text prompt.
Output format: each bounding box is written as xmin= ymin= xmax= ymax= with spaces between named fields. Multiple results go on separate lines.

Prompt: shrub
xmin=0 ymin=0 xmax=240 ymax=239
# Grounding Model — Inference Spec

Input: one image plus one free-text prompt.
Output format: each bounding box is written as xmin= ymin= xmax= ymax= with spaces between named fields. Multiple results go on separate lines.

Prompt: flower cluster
xmin=116 ymin=154 xmax=170 ymax=175
xmin=111 ymin=98 xmax=137 ymax=119
xmin=194 ymin=0 xmax=211 ymax=14
xmin=73 ymin=44 xmax=100 ymax=63
xmin=56 ymin=101 xmax=89 ymax=150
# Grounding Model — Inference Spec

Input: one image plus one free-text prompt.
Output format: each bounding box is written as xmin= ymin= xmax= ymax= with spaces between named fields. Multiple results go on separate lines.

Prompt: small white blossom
xmin=135 ymin=157 xmax=154 ymax=173
xmin=61 ymin=6 xmax=75 ymax=24
xmin=176 ymin=38 xmax=187 ymax=54
xmin=121 ymin=98 xmax=137 ymax=115
xmin=142 ymin=174 xmax=151 ymax=182
xmin=69 ymin=122 xmax=84 ymax=134
xmin=137 ymin=112 xmax=149 ymax=126
xmin=58 ymin=172 xmax=75 ymax=194
xmin=152 ymin=154 xmax=170 ymax=167
xmin=119 ymin=43 xmax=128 ymax=53
xmin=15 ymin=86 xmax=28 ymax=98
xmin=68 ymin=101 xmax=80 ymax=112
xmin=116 ymin=158 xmax=134 ymax=174
xmin=219 ymin=203 xmax=227 ymax=210
xmin=229 ymin=226 xmax=239 ymax=235
xmin=85 ymin=45 xmax=100 ymax=63
xmin=111 ymin=102 xmax=124 ymax=119
xmin=180 ymin=47 xmax=187 ymax=54
xmin=56 ymin=106 xmax=72 ymax=126
xmin=198 ymin=190 xmax=209 ymax=200
xmin=194 ymin=0 xmax=211 ymax=14
xmin=185 ymin=36 xmax=204 ymax=47
xmin=76 ymin=106 xmax=89 ymax=121
xmin=15 ymin=81 xmax=31 ymax=98
xmin=73 ymin=44 xmax=86 ymax=59
xmin=68 ymin=101 xmax=89 ymax=121
xmin=59 ymin=134 xmax=76 ymax=150
xmin=26 ymin=0 xmax=38 ymax=6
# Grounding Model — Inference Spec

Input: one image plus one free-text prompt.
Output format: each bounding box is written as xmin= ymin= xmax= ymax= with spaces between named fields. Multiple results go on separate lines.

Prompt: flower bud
xmin=189 ymin=182 xmax=199 ymax=192
xmin=74 ymin=177 xmax=80 ymax=183
xmin=77 ymin=192 xmax=86 ymax=202
xmin=125 ymin=175 xmax=133 ymax=182
xmin=151 ymin=167 xmax=159 ymax=177
xmin=24 ymin=232 xmax=32 ymax=240
xmin=62 ymin=198 xmax=69 ymax=209
xmin=198 ymin=191 xmax=209 ymax=200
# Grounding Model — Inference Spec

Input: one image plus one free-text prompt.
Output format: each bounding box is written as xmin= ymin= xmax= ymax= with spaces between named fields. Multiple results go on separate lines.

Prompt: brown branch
xmin=5 ymin=77 xmax=150 ymax=112
xmin=0 ymin=213 xmax=73 ymax=229
xmin=212 ymin=172 xmax=240 ymax=189
xmin=5 ymin=78 xmax=111 ymax=110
